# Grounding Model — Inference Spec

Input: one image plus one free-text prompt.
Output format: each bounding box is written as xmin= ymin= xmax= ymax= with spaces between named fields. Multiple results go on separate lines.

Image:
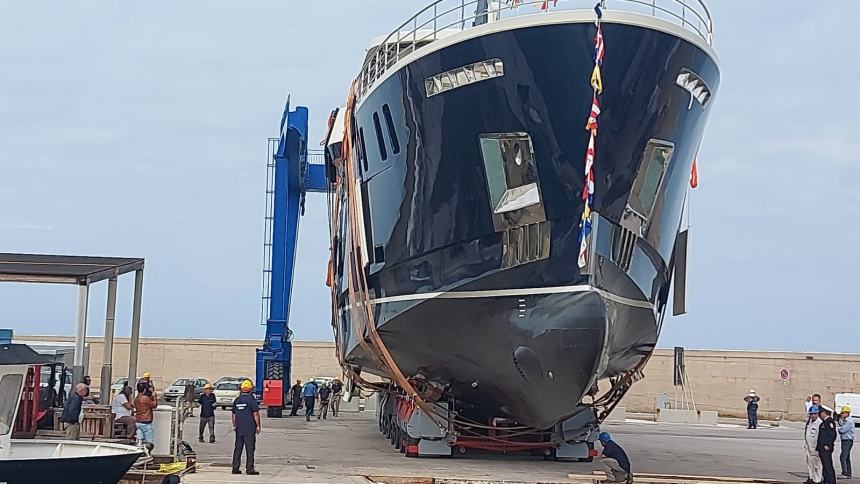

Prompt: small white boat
xmin=1 ymin=341 xmax=143 ymax=484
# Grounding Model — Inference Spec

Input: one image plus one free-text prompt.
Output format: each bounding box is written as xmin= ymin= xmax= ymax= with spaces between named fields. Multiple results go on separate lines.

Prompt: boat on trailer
xmin=0 ymin=340 xmax=142 ymax=484
xmin=325 ymin=0 xmax=718 ymax=458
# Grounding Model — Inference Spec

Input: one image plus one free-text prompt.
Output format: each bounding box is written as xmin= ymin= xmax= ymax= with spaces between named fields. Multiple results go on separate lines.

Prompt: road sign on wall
xmin=779 ymin=368 xmax=791 ymax=381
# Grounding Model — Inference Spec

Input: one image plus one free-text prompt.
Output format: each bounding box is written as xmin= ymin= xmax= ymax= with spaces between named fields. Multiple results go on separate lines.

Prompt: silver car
xmin=163 ymin=378 xmax=210 ymax=402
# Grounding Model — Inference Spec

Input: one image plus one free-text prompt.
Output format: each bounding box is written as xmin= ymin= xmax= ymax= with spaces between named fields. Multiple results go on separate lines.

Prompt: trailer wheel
xmin=542 ymin=448 xmax=558 ymax=461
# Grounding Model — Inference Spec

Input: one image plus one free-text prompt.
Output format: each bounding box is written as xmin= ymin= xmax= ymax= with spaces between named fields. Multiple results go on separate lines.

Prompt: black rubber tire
xmin=267 ymin=406 xmax=282 ymax=418
xmin=265 ymin=361 xmax=284 ymax=381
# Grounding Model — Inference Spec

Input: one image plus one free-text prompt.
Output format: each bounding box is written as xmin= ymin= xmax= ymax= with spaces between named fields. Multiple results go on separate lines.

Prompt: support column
xmin=127 ymin=269 xmax=144 ymax=387
xmin=73 ymin=284 xmax=89 ymax=384
xmin=100 ymin=277 xmax=118 ymax=400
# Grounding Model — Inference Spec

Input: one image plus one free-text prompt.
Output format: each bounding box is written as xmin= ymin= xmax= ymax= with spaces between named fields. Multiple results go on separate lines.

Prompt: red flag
xmin=690 ymin=159 xmax=698 ymax=188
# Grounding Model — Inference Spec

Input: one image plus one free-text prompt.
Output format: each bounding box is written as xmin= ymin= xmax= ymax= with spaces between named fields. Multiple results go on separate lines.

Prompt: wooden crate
xmin=52 ymin=405 xmax=114 ymax=438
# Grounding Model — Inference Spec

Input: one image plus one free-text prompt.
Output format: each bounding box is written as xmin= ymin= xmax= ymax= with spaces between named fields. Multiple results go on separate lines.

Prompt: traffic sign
xmin=779 ymin=368 xmax=791 ymax=381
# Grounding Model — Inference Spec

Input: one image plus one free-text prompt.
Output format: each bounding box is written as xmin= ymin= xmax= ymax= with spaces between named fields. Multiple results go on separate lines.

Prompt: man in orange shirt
xmin=134 ymin=381 xmax=158 ymax=448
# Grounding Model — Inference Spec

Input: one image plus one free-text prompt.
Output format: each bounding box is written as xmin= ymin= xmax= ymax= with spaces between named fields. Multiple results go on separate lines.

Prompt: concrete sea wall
xmin=20 ymin=335 xmax=857 ymax=420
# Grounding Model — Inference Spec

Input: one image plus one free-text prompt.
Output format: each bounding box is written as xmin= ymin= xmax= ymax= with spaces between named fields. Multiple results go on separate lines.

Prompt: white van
xmin=834 ymin=393 xmax=860 ymax=415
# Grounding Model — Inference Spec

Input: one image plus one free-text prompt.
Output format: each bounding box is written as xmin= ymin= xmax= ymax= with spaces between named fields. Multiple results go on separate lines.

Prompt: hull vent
xmin=502 ymin=221 xmax=550 ymax=268
xmin=611 ymin=225 xmax=636 ymax=272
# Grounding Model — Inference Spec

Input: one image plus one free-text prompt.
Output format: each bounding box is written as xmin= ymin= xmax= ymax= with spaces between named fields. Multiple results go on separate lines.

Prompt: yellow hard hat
xmin=204 ymin=383 xmax=212 ymax=389
xmin=841 ymin=405 xmax=852 ymax=414
xmin=240 ymin=380 xmax=253 ymax=392
xmin=143 ymin=372 xmax=151 ymax=378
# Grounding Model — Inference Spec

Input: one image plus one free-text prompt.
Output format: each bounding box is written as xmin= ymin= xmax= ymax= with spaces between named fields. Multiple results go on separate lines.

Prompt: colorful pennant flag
xmin=578 ymin=4 xmax=605 ymax=269
xmin=585 ymin=96 xmax=600 ymax=132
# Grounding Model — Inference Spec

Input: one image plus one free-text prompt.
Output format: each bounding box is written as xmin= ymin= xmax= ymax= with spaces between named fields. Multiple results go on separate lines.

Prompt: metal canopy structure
xmin=0 ymin=252 xmax=145 ymax=399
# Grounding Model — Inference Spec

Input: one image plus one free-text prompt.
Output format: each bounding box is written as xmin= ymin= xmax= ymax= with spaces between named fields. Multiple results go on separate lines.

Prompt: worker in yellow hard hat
xmin=138 ymin=372 xmax=155 ymax=397
xmin=231 ymin=380 xmax=260 ymax=475
xmin=198 ymin=383 xmax=216 ymax=443
xmin=838 ymin=405 xmax=854 ymax=478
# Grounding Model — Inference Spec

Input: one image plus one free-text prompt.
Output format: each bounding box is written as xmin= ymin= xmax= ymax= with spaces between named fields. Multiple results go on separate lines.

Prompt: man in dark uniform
xmin=231 ymin=380 xmax=261 ymax=475
xmin=198 ymin=383 xmax=216 ymax=443
xmin=819 ymin=405 xmax=838 ymax=484
xmin=597 ymin=432 xmax=632 ymax=483
xmin=288 ymin=379 xmax=303 ymax=417
xmin=330 ymin=379 xmax=344 ymax=417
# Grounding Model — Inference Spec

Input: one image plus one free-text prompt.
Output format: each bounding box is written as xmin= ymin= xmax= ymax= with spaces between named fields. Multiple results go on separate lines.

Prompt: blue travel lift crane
xmin=255 ymin=97 xmax=328 ymax=417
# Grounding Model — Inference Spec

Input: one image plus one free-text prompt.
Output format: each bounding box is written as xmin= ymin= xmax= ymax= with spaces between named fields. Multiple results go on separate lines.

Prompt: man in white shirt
xmin=806 ymin=405 xmax=823 ymax=484
xmin=111 ymin=385 xmax=136 ymax=439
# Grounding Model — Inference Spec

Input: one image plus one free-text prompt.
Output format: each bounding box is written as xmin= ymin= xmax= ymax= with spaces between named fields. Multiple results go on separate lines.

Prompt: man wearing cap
xmin=198 ymin=383 xmax=217 ymax=443
xmin=744 ymin=389 xmax=760 ymax=429
xmin=838 ymin=405 xmax=854 ymax=478
xmin=231 ymin=380 xmax=261 ymax=476
xmin=805 ymin=405 xmax=823 ymax=484
xmin=819 ymin=405 xmax=839 ymax=484
xmin=596 ymin=432 xmax=632 ymax=484
xmin=138 ymin=372 xmax=155 ymax=397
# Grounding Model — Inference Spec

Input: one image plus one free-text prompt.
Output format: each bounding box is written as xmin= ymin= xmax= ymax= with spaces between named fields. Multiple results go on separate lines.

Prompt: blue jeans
xmin=304 ymin=396 xmax=315 ymax=418
xmin=747 ymin=408 xmax=758 ymax=428
xmin=841 ymin=439 xmax=853 ymax=477
xmin=136 ymin=422 xmax=154 ymax=444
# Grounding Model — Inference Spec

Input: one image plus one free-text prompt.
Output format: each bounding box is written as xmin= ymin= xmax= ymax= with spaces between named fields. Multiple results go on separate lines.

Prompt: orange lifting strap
xmin=327 ymin=80 xmax=443 ymax=428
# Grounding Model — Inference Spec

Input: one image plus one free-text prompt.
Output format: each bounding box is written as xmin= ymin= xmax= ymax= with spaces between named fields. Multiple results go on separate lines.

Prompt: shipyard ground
xmin=179 ymin=405 xmax=812 ymax=483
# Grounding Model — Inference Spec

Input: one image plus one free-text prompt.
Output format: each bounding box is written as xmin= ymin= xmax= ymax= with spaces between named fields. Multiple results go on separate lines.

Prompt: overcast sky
xmin=1 ymin=1 xmax=858 ymax=353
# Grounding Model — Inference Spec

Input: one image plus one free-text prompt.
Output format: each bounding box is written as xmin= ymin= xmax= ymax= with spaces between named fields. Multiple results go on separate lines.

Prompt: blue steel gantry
xmin=255 ymin=98 xmax=328 ymax=415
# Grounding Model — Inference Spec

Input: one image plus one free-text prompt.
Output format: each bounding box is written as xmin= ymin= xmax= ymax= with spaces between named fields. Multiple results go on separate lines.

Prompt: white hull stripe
xmin=350 ymin=285 xmax=653 ymax=309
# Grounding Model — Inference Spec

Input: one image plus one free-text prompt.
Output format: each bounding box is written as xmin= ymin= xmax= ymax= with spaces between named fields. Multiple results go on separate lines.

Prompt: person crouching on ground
xmin=597 ymin=432 xmax=632 ymax=484
xmin=198 ymin=383 xmax=216 ymax=443
xmin=806 ymin=405 xmax=823 ymax=484
xmin=111 ymin=385 xmax=136 ymax=440
xmin=133 ymin=381 xmax=158 ymax=449
xmin=744 ymin=389 xmax=760 ymax=429
xmin=59 ymin=383 xmax=88 ymax=440
xmin=839 ymin=405 xmax=854 ymax=479
xmin=231 ymin=380 xmax=260 ymax=476
xmin=819 ymin=405 xmax=839 ymax=484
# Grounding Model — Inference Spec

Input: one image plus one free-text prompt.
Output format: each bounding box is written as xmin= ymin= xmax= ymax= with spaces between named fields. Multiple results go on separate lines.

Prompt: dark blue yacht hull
xmin=333 ymin=14 xmax=719 ymax=429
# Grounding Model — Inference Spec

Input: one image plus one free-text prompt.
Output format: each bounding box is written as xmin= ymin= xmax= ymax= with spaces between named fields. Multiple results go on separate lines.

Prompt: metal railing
xmin=355 ymin=0 xmax=712 ymax=101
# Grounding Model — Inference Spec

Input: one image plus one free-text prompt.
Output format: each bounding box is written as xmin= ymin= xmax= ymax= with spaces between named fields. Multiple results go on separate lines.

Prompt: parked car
xmin=163 ymin=378 xmax=210 ymax=402
xmin=309 ymin=376 xmax=335 ymax=386
xmin=110 ymin=377 xmax=130 ymax=394
xmin=214 ymin=376 xmax=252 ymax=386
xmin=214 ymin=381 xmax=242 ymax=409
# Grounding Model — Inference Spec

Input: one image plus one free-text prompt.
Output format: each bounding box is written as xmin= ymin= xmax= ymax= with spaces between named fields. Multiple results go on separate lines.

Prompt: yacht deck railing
xmin=356 ymin=0 xmax=712 ymax=101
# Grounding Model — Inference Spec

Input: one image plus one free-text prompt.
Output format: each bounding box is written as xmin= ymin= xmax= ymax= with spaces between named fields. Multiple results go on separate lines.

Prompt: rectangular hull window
xmin=628 ymin=140 xmax=674 ymax=221
xmin=425 ymin=58 xmax=504 ymax=97
xmin=372 ymin=112 xmax=387 ymax=161
xmin=382 ymin=104 xmax=400 ymax=155
xmin=479 ymin=133 xmax=546 ymax=231
xmin=358 ymin=127 xmax=369 ymax=172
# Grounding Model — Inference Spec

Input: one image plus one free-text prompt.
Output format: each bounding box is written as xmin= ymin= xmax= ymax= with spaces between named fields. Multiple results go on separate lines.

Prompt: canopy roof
xmin=0 ymin=253 xmax=144 ymax=285
xmin=0 ymin=343 xmax=51 ymax=365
